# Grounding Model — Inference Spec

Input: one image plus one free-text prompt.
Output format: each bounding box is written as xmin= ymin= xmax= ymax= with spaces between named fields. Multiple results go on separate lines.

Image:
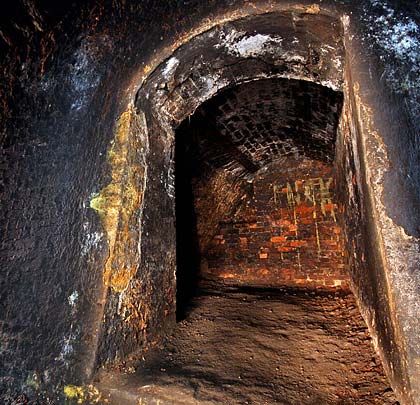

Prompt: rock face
xmin=0 ymin=1 xmax=419 ymax=403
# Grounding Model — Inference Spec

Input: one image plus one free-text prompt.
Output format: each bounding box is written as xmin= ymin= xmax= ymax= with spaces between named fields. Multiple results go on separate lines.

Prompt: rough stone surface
xmin=0 ymin=1 xmax=419 ymax=403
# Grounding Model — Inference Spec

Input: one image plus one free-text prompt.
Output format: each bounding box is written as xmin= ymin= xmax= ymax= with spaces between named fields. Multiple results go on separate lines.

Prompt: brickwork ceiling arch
xmin=178 ymin=77 xmax=343 ymax=179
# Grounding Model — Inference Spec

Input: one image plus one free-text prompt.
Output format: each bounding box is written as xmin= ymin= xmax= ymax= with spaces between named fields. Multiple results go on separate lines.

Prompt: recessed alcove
xmin=174 ymin=77 xmax=347 ymax=310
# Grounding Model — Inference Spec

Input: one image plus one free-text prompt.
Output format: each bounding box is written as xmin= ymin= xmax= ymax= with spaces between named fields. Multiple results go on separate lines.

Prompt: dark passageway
xmin=2 ymin=3 xmax=419 ymax=403
xmin=175 ymin=125 xmax=201 ymax=321
xmin=96 ymin=78 xmax=396 ymax=403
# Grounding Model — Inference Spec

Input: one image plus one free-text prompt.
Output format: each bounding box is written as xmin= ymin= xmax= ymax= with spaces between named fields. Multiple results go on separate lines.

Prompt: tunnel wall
xmin=198 ymin=158 xmax=349 ymax=289
xmin=334 ymin=53 xmax=420 ymax=403
xmin=0 ymin=1 xmax=419 ymax=403
xmin=332 ymin=8 xmax=420 ymax=402
xmin=335 ymin=76 xmax=408 ymax=400
xmin=193 ymin=170 xmax=250 ymax=254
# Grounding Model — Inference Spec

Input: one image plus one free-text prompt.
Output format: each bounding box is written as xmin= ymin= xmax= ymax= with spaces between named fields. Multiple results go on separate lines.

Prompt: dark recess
xmin=175 ymin=122 xmax=201 ymax=321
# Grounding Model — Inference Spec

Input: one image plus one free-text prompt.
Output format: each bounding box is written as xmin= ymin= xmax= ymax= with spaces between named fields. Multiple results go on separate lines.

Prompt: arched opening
xmin=97 ymin=75 xmax=397 ymax=403
xmin=131 ymin=10 xmax=349 ymax=325
xmin=95 ymin=10 xmax=403 ymax=404
xmin=174 ymin=77 xmax=345 ymax=317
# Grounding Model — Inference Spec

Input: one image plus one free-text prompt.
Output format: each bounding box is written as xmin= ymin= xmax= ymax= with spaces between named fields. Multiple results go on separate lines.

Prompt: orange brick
xmin=295 ymin=206 xmax=314 ymax=214
xmin=289 ymin=240 xmax=307 ymax=247
xmin=279 ymin=219 xmax=291 ymax=226
xmin=259 ymin=253 xmax=268 ymax=259
xmin=271 ymin=236 xmax=286 ymax=243
xmin=278 ymin=246 xmax=293 ymax=252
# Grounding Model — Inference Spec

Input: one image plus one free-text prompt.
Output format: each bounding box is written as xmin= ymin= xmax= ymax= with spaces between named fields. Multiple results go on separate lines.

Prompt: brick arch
xmin=171 ymin=75 xmax=346 ymax=290
xmin=95 ymin=9 xmax=347 ymax=374
xmin=127 ymin=9 xmax=414 ymax=403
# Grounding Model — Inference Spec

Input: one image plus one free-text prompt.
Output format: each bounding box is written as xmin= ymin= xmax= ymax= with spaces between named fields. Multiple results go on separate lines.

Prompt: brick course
xmin=199 ymin=158 xmax=349 ymax=289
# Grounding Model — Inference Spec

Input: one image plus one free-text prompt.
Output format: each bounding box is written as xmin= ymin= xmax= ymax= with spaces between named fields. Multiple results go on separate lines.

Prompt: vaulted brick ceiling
xmin=177 ymin=77 xmax=343 ymax=178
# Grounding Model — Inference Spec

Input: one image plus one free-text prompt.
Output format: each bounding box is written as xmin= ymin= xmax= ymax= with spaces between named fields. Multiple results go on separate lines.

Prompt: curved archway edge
xmin=92 ymin=8 xmax=418 ymax=404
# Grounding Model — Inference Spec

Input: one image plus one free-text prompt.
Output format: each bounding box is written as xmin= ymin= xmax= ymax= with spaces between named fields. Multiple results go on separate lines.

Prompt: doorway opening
xmin=174 ymin=77 xmax=348 ymax=314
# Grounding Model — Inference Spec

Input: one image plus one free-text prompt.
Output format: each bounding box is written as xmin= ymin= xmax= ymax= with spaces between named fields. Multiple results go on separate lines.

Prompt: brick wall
xmin=197 ymin=78 xmax=342 ymax=169
xmin=193 ymin=169 xmax=251 ymax=252
xmin=199 ymin=158 xmax=349 ymax=289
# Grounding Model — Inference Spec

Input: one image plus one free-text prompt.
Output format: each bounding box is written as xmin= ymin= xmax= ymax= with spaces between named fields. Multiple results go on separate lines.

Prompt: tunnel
xmin=174 ymin=78 xmax=345 ymax=306
xmin=1 ymin=1 xmax=420 ymax=404
xmin=94 ymin=65 xmax=399 ymax=402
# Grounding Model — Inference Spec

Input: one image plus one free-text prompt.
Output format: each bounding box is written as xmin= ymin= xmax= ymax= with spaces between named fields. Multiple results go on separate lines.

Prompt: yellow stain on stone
xmin=143 ymin=64 xmax=152 ymax=75
xmin=279 ymin=178 xmax=339 ymax=256
xmin=64 ymin=384 xmax=102 ymax=403
xmin=311 ymin=181 xmax=322 ymax=256
xmin=286 ymin=182 xmax=296 ymax=209
xmin=319 ymin=178 xmax=336 ymax=221
xmin=64 ymin=385 xmax=85 ymax=403
xmin=273 ymin=185 xmax=278 ymax=204
xmin=90 ymin=105 xmax=147 ymax=292
xmin=304 ymin=4 xmax=320 ymax=14
xmin=283 ymin=178 xmax=336 ymax=219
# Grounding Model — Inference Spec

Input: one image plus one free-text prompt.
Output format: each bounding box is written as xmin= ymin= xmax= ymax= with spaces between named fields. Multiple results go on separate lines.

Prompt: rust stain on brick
xmin=90 ymin=105 xmax=148 ymax=292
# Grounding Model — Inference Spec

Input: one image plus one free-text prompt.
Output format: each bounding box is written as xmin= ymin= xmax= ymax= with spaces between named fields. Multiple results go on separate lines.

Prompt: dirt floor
xmin=96 ymin=283 xmax=398 ymax=404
